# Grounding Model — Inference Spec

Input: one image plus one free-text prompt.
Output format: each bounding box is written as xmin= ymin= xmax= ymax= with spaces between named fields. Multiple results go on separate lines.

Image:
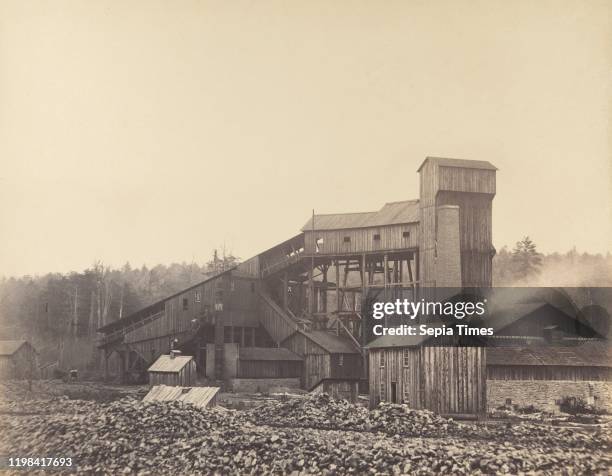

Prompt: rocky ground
xmin=0 ymin=383 xmax=610 ymax=475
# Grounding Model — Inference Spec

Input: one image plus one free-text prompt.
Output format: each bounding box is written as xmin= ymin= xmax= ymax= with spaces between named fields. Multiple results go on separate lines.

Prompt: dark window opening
xmin=343 ymin=236 xmax=351 ymax=243
xmin=182 ymin=298 xmax=189 ymax=310
xmin=402 ymin=231 xmax=410 ymax=238
xmin=373 ymin=234 xmax=381 ymax=241
xmin=250 ymin=282 xmax=256 ymax=293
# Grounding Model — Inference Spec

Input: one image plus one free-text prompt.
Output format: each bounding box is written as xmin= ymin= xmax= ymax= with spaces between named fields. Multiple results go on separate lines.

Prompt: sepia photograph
xmin=0 ymin=1 xmax=611 ymax=474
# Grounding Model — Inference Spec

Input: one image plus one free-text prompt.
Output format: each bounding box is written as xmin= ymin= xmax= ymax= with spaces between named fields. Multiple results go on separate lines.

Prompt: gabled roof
xmin=0 ymin=340 xmax=34 ymax=356
xmin=487 ymin=341 xmax=611 ymax=367
xmin=148 ymin=354 xmax=193 ymax=373
xmin=303 ymin=331 xmax=360 ymax=354
xmin=301 ymin=200 xmax=419 ymax=231
xmin=488 ymin=302 xmax=549 ymax=332
xmin=239 ymin=347 xmax=302 ymax=361
xmin=417 ymin=157 xmax=497 ymax=172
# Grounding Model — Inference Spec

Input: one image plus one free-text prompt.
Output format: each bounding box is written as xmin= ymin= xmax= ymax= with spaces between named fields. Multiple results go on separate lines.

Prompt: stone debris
xmin=0 ymin=393 xmax=610 ymax=474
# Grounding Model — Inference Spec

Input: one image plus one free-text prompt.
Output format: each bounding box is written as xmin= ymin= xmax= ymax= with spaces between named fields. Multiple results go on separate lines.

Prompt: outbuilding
xmin=147 ymin=352 xmax=196 ymax=388
xmin=0 ymin=340 xmax=38 ymax=380
xmin=366 ymin=329 xmax=487 ymax=416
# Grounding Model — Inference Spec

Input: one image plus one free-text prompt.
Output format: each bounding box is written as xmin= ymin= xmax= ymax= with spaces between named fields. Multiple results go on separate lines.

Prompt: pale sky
xmin=1 ymin=0 xmax=611 ymax=277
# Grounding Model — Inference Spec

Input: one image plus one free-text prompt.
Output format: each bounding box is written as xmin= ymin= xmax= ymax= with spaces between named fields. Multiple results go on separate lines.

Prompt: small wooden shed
xmin=0 ymin=340 xmax=38 ymax=380
xmin=147 ymin=353 xmax=196 ymax=388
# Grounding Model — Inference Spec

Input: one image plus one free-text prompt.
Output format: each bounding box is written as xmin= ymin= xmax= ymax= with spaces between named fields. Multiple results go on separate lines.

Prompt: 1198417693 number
xmin=8 ymin=457 xmax=73 ymax=468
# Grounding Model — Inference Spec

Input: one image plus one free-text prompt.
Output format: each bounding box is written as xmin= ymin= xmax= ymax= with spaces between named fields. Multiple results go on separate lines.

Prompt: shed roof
xmin=487 ymin=341 xmax=611 ymax=367
xmin=0 ymin=340 xmax=33 ymax=356
xmin=302 ymin=200 xmax=419 ymax=231
xmin=148 ymin=354 xmax=193 ymax=373
xmin=417 ymin=157 xmax=497 ymax=172
xmin=239 ymin=347 xmax=302 ymax=361
xmin=143 ymin=385 xmax=219 ymax=408
xmin=303 ymin=331 xmax=360 ymax=354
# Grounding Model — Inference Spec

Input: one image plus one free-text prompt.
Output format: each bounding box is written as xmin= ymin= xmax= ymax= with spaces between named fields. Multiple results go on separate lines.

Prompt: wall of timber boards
xmin=304 ymin=223 xmax=418 ymax=255
xmin=123 ymin=274 xmax=260 ymax=348
xmin=148 ymin=360 xmax=196 ymax=388
xmin=369 ymin=346 xmax=487 ymax=415
xmin=282 ymin=333 xmax=331 ymax=389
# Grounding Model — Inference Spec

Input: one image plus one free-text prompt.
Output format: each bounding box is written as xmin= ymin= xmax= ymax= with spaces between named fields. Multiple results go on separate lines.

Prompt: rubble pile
xmin=246 ymin=393 xmax=371 ymax=432
xmin=249 ymin=394 xmax=611 ymax=447
xmin=368 ymin=403 xmax=459 ymax=437
xmin=247 ymin=394 xmax=458 ymax=437
xmin=0 ymin=394 xmax=610 ymax=474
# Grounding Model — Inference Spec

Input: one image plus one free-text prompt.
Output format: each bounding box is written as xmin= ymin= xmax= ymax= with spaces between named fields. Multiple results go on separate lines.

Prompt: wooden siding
xmin=369 ymin=346 xmax=486 ymax=415
xmin=282 ymin=332 xmax=330 ymax=389
xmin=236 ymin=256 xmax=260 ymax=277
xmin=237 ymin=360 xmax=302 ymax=379
xmin=148 ymin=359 xmax=196 ymax=388
xmin=488 ymin=365 xmax=612 ymax=381
xmin=304 ymin=354 xmax=332 ymax=389
xmin=313 ymin=379 xmax=360 ymax=402
xmin=304 ymin=223 xmax=418 ymax=255
xmin=438 ymin=191 xmax=493 ymax=288
xmin=330 ymin=353 xmax=362 ymax=380
xmin=258 ymin=291 xmax=299 ymax=344
xmin=437 ymin=166 xmax=496 ymax=195
xmin=123 ymin=274 xmax=259 ymax=346
xmin=281 ymin=333 xmax=362 ymax=389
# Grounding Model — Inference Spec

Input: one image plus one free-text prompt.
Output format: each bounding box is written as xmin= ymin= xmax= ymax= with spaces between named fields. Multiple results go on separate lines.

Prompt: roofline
xmin=0 ymin=340 xmax=38 ymax=356
xmin=417 ymin=156 xmax=498 ymax=172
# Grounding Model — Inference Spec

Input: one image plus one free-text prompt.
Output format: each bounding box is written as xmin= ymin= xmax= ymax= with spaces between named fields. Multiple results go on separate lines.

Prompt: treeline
xmin=493 ymin=238 xmax=612 ymax=286
xmin=0 ymin=253 xmax=238 ymax=368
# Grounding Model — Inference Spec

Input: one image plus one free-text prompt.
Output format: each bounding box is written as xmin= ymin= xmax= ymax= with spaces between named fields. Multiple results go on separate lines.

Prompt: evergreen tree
xmin=510 ymin=236 xmax=542 ymax=281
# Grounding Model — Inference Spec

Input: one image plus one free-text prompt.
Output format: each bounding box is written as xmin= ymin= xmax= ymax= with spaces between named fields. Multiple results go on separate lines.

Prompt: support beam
xmin=282 ymin=271 xmax=288 ymax=311
xmin=336 ymin=260 xmax=341 ymax=314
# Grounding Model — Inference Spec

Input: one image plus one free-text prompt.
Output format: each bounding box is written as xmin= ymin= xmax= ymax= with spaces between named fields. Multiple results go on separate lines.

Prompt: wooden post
xmin=336 ymin=260 xmax=341 ymax=314
xmin=408 ymin=254 xmax=415 ymax=296
xmin=282 ymin=271 xmax=289 ymax=311
xmin=383 ymin=254 xmax=388 ymax=300
xmin=321 ymin=265 xmax=328 ymax=313
xmin=103 ymin=349 xmax=109 ymax=382
xmin=307 ymin=266 xmax=313 ymax=317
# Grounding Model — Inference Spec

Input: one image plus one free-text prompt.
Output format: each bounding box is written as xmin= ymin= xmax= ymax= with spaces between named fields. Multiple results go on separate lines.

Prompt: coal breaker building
xmin=97 ymin=157 xmax=610 ymax=414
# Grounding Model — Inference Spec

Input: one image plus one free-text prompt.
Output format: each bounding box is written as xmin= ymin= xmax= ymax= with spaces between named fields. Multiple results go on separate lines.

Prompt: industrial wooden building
xmin=147 ymin=353 xmax=197 ymax=388
xmin=236 ymin=347 xmax=302 ymax=379
xmin=0 ymin=340 xmax=38 ymax=380
xmin=366 ymin=331 xmax=487 ymax=415
xmin=97 ymin=157 xmax=498 ymax=394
